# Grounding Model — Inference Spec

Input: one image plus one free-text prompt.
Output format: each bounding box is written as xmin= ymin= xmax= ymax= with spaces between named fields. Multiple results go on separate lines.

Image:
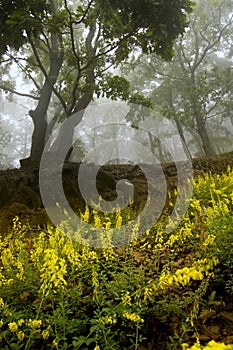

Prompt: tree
xmin=0 ymin=0 xmax=193 ymax=168
xmin=125 ymin=0 xmax=233 ymax=157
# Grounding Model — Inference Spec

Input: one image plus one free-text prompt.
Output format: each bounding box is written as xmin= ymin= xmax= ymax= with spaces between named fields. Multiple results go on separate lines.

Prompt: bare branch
xmin=0 ymin=84 xmax=39 ymax=100
xmin=176 ymin=40 xmax=188 ymax=75
xmin=64 ymin=0 xmax=81 ymax=66
xmin=192 ymin=16 xmax=233 ymax=72
xmin=26 ymin=30 xmax=68 ymax=113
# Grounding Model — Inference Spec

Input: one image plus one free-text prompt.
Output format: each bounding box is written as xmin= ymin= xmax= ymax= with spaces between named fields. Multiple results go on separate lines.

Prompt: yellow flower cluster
xmin=165 ymin=223 xmax=193 ymax=247
xmin=122 ymin=291 xmax=132 ymax=306
xmin=27 ymin=319 xmax=42 ymax=329
xmin=17 ymin=331 xmax=25 ymax=341
xmin=93 ymin=210 xmax=102 ymax=228
xmin=18 ymin=319 xmax=24 ymax=326
xmin=8 ymin=322 xmax=18 ymax=332
xmin=42 ymin=329 xmax=50 ymax=340
xmin=15 ymin=260 xmax=24 ymax=281
xmin=0 ymin=297 xmax=12 ymax=317
xmin=115 ymin=209 xmax=123 ymax=229
xmin=40 ymin=248 xmax=67 ymax=294
xmin=202 ymin=234 xmax=216 ymax=247
xmin=122 ymin=311 xmax=144 ymax=323
xmin=157 ymin=255 xmax=218 ymax=291
xmin=81 ymin=205 xmax=90 ymax=223
xmin=158 ymin=266 xmax=204 ymax=290
xmin=8 ymin=319 xmax=25 ymax=341
xmin=0 ymin=297 xmax=4 ymax=308
xmin=143 ymin=284 xmax=157 ymax=301
xmin=97 ymin=314 xmax=117 ymax=325
xmin=182 ymin=340 xmax=233 ymax=350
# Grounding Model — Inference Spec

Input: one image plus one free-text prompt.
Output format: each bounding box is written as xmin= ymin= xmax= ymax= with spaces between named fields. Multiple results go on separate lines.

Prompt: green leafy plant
xmin=1 ymin=168 xmax=233 ymax=349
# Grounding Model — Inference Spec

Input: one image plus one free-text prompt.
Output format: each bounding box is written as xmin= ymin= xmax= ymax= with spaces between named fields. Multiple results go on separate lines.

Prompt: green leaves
xmin=0 ymin=0 xmax=48 ymax=56
xmin=96 ymin=75 xmax=130 ymax=100
xmin=96 ymin=0 xmax=194 ymax=60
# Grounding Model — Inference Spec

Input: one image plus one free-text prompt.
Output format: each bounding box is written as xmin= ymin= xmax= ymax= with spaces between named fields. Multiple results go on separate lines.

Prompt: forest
xmin=0 ymin=0 xmax=233 ymax=349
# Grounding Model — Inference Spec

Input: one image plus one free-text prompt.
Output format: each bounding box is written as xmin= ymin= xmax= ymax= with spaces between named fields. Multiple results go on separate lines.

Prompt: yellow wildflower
xmin=98 ymin=315 xmax=117 ymax=325
xmin=28 ymin=319 xmax=42 ymax=329
xmin=82 ymin=205 xmax=90 ymax=222
xmin=8 ymin=322 xmax=18 ymax=332
xmin=18 ymin=319 xmax=24 ymax=327
xmin=17 ymin=331 xmax=25 ymax=341
xmin=122 ymin=291 xmax=132 ymax=306
xmin=122 ymin=312 xmax=144 ymax=323
xmin=0 ymin=298 xmax=4 ymax=307
xmin=16 ymin=260 xmax=24 ymax=280
xmin=115 ymin=209 xmax=122 ymax=228
xmin=144 ymin=285 xmax=157 ymax=300
xmin=182 ymin=339 xmax=233 ymax=349
xmin=53 ymin=338 xmax=59 ymax=348
xmin=42 ymin=329 xmax=50 ymax=340
xmin=93 ymin=211 xmax=102 ymax=227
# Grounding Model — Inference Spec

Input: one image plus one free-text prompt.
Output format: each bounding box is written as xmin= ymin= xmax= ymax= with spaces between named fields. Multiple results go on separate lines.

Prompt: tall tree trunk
xmin=52 ymin=25 xmax=96 ymax=162
xmin=20 ymin=0 xmax=64 ymax=169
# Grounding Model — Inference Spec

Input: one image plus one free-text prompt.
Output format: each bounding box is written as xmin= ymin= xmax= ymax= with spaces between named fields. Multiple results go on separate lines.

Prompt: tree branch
xmin=0 ymin=84 xmax=39 ymax=100
xmin=192 ymin=16 xmax=233 ymax=72
xmin=75 ymin=0 xmax=94 ymax=25
xmin=64 ymin=0 xmax=81 ymax=66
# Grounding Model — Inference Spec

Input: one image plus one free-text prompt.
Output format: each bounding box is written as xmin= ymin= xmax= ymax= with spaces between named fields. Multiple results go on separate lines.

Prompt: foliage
xmin=1 ymin=168 xmax=233 ymax=348
xmin=192 ymin=167 xmax=233 ymax=294
xmin=96 ymin=0 xmax=194 ymax=60
xmin=124 ymin=0 xmax=233 ymax=157
xmin=0 ymin=0 xmax=194 ymax=166
xmin=182 ymin=340 xmax=233 ymax=350
xmin=0 ymin=0 xmax=48 ymax=57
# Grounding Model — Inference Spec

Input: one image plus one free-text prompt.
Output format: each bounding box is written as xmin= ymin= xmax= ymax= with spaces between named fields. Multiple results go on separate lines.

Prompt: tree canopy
xmin=0 ymin=0 xmax=48 ymax=56
xmin=0 ymin=0 xmax=194 ymax=59
xmin=0 ymin=0 xmax=194 ymax=168
xmin=124 ymin=0 xmax=233 ymax=158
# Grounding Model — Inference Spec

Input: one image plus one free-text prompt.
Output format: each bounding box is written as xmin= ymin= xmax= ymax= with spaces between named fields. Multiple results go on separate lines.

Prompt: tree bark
xmin=20 ymin=1 xmax=64 ymax=169
xmin=51 ymin=25 xmax=97 ymax=161
xmin=189 ymin=73 xmax=214 ymax=157
xmin=174 ymin=118 xmax=192 ymax=160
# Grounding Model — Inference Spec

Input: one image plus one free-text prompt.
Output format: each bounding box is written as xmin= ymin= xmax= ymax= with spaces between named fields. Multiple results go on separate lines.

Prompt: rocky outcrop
xmin=0 ymin=151 xmax=233 ymax=230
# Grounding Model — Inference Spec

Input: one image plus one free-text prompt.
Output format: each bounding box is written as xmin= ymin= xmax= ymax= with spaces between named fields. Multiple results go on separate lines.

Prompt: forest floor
xmin=0 ymin=151 xmax=233 ymax=349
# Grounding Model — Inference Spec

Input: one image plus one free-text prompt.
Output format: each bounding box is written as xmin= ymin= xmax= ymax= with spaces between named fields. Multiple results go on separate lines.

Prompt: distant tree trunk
xmin=230 ymin=116 xmax=233 ymax=126
xmin=167 ymin=87 xmax=192 ymax=160
xmin=147 ymin=131 xmax=164 ymax=163
xmin=186 ymin=126 xmax=205 ymax=156
xmin=174 ymin=118 xmax=192 ymax=159
xmin=190 ymin=74 xmax=214 ymax=157
xmin=195 ymin=113 xmax=214 ymax=156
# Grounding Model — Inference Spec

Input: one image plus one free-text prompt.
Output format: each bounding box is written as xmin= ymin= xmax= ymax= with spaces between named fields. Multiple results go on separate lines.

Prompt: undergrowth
xmin=0 ymin=167 xmax=233 ymax=349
